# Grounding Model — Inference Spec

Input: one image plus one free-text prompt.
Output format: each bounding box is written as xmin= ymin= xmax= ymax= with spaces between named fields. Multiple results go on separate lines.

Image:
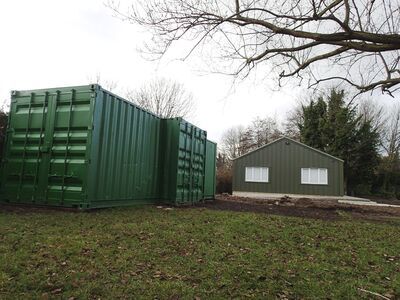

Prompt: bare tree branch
xmin=126 ymin=77 xmax=195 ymax=119
xmin=108 ymin=0 xmax=400 ymax=96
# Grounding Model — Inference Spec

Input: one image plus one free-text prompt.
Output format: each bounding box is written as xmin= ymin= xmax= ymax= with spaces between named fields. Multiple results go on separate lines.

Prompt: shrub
xmin=353 ymin=184 xmax=372 ymax=196
xmin=216 ymin=167 xmax=232 ymax=194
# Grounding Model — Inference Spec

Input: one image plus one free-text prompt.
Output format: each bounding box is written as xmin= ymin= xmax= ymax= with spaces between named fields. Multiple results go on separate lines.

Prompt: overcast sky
xmin=0 ymin=0 xmax=395 ymax=143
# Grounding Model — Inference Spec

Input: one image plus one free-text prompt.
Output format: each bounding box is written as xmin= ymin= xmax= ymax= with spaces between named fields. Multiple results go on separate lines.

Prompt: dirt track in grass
xmin=197 ymin=194 xmax=400 ymax=222
xmin=2 ymin=194 xmax=400 ymax=223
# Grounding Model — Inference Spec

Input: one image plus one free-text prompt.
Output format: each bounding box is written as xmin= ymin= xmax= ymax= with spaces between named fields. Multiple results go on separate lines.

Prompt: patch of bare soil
xmin=199 ymin=194 xmax=400 ymax=222
xmin=0 ymin=203 xmax=79 ymax=214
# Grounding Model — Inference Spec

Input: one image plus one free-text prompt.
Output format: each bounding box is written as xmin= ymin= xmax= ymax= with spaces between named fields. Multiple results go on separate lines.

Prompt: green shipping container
xmin=204 ymin=140 xmax=216 ymax=199
xmin=0 ymin=84 xmax=216 ymax=209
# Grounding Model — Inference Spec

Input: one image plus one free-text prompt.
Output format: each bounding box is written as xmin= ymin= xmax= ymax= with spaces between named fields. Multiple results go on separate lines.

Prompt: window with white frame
xmin=301 ymin=168 xmax=328 ymax=185
xmin=245 ymin=167 xmax=269 ymax=182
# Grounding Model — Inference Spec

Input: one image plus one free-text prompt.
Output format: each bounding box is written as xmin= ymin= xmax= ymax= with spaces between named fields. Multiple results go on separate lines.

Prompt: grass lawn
xmin=0 ymin=206 xmax=400 ymax=299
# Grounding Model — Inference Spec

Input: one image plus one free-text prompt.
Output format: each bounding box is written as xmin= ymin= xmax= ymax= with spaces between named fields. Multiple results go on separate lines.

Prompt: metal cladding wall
xmin=87 ymin=86 xmax=162 ymax=208
xmin=0 ymin=85 xmax=216 ymax=209
xmin=160 ymin=118 xmax=207 ymax=205
xmin=204 ymin=140 xmax=217 ymax=199
xmin=233 ymin=137 xmax=344 ymax=196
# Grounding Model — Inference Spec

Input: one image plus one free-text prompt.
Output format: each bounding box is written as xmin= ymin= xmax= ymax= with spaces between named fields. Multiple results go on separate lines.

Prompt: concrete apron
xmin=232 ymin=191 xmax=400 ymax=208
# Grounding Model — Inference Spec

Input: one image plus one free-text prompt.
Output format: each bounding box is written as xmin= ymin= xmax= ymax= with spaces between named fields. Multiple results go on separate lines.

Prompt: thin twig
xmin=357 ymin=288 xmax=391 ymax=300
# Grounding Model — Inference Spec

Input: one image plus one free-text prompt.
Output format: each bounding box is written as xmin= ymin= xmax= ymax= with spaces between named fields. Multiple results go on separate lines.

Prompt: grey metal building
xmin=233 ymin=137 xmax=344 ymax=197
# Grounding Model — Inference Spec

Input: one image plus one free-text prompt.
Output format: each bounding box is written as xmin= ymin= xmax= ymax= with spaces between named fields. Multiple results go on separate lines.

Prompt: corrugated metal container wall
xmin=160 ymin=118 xmax=207 ymax=205
xmin=204 ymin=140 xmax=216 ymax=199
xmin=86 ymin=86 xmax=162 ymax=208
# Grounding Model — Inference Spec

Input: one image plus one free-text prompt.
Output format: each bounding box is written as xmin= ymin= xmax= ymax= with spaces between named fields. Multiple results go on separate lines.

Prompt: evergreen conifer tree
xmin=299 ymin=89 xmax=379 ymax=195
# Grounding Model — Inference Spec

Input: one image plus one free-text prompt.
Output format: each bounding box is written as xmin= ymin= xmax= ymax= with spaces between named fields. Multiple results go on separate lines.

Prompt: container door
xmin=190 ymin=127 xmax=206 ymax=203
xmin=1 ymin=88 xmax=92 ymax=207
xmin=176 ymin=121 xmax=206 ymax=204
xmin=176 ymin=123 xmax=190 ymax=204
xmin=1 ymin=91 xmax=51 ymax=203
xmin=35 ymin=92 xmax=56 ymax=201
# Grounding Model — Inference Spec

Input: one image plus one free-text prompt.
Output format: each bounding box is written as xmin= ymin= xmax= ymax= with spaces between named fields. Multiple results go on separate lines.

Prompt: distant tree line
xmin=218 ymin=88 xmax=400 ymax=198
